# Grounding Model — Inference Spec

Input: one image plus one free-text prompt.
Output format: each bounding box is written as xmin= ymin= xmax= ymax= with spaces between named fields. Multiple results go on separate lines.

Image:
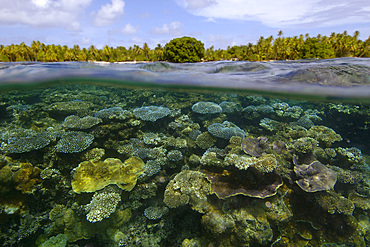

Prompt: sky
xmin=0 ymin=0 xmax=369 ymax=49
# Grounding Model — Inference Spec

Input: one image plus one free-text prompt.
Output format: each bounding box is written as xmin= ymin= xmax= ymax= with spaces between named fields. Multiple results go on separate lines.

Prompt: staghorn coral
xmin=163 ymin=170 xmax=211 ymax=213
xmin=55 ymin=131 xmax=94 ymax=153
xmin=191 ymin=101 xmax=222 ymax=114
xmin=71 ymin=157 xmax=145 ymax=193
xmin=133 ymin=106 xmax=171 ymax=122
xmin=85 ymin=186 xmax=122 ymax=223
xmin=208 ymin=121 xmax=245 ymax=140
xmin=62 ymin=115 xmax=102 ymax=129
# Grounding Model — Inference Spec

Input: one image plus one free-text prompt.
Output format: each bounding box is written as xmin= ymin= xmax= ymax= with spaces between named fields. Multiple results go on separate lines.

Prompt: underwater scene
xmin=0 ymin=58 xmax=370 ymax=247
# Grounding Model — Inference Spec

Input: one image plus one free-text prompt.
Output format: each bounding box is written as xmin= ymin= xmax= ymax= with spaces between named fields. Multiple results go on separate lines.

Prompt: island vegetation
xmin=0 ymin=31 xmax=369 ymax=63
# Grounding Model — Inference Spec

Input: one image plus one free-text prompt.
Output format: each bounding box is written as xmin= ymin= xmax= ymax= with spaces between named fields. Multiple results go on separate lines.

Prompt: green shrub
xmin=163 ymin=37 xmax=205 ymax=63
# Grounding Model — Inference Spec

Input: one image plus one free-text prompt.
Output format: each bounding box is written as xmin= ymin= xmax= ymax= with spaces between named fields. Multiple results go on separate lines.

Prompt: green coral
xmin=41 ymin=234 xmax=68 ymax=247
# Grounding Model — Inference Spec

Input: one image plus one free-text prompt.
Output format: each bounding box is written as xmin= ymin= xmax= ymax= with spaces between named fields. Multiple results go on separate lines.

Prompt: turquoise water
xmin=0 ymin=59 xmax=369 ymax=246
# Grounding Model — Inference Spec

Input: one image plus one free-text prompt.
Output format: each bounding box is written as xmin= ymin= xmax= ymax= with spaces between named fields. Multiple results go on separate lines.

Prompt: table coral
xmin=208 ymin=121 xmax=245 ymax=140
xmin=191 ymin=101 xmax=222 ymax=114
xmin=62 ymin=115 xmax=102 ymax=129
xmin=2 ymin=128 xmax=54 ymax=153
xmin=71 ymin=157 xmax=145 ymax=193
xmin=94 ymin=107 xmax=130 ymax=120
xmin=133 ymin=106 xmax=171 ymax=122
xmin=55 ymin=131 xmax=94 ymax=153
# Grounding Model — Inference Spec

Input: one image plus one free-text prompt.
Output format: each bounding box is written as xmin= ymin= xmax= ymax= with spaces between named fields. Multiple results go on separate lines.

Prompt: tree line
xmin=0 ymin=31 xmax=369 ymax=63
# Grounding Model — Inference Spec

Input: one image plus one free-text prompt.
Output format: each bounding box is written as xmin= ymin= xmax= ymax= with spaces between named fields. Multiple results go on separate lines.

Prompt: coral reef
xmin=0 ymin=80 xmax=368 ymax=246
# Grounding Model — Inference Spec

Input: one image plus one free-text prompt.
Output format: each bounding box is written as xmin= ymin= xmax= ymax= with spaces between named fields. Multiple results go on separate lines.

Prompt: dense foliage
xmin=163 ymin=37 xmax=205 ymax=62
xmin=0 ymin=31 xmax=369 ymax=62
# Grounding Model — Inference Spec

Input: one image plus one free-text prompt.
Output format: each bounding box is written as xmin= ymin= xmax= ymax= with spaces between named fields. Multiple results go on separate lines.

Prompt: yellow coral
xmin=13 ymin=163 xmax=42 ymax=194
xmin=71 ymin=157 xmax=145 ymax=193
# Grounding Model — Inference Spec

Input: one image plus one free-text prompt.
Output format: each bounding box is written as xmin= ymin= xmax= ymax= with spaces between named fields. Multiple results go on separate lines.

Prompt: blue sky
xmin=0 ymin=0 xmax=369 ymax=49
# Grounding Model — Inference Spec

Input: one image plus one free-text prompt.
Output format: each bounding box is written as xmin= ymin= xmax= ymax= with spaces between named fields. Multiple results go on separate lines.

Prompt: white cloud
xmin=31 ymin=0 xmax=50 ymax=8
xmin=176 ymin=0 xmax=370 ymax=28
xmin=176 ymin=0 xmax=216 ymax=10
xmin=121 ymin=23 xmax=137 ymax=35
xmin=0 ymin=0 xmax=91 ymax=30
xmin=94 ymin=0 xmax=125 ymax=26
xmin=151 ymin=21 xmax=183 ymax=35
